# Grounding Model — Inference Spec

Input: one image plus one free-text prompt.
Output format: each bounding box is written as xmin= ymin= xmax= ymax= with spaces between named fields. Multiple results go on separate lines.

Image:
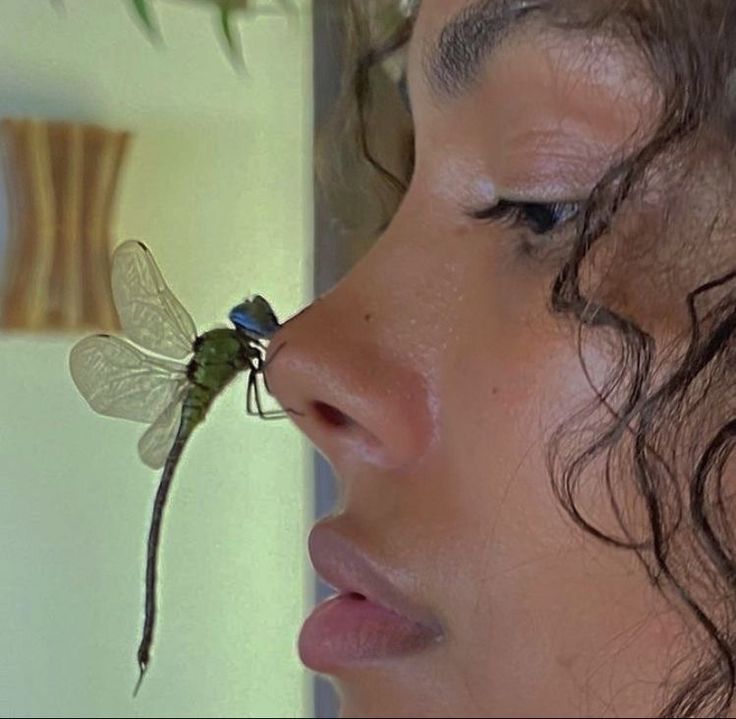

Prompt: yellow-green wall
xmin=0 ymin=1 xmax=313 ymax=716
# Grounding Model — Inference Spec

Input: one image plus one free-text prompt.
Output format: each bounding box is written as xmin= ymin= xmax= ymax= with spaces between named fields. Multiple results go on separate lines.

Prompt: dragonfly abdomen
xmin=180 ymin=383 xmax=217 ymax=428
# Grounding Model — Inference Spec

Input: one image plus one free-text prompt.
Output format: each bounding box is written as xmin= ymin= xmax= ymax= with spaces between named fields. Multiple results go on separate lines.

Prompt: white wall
xmin=0 ymin=1 xmax=313 ymax=716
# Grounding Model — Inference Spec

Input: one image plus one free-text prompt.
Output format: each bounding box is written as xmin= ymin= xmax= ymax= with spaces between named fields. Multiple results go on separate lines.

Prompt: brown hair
xmin=320 ymin=1 xmax=736 ymax=716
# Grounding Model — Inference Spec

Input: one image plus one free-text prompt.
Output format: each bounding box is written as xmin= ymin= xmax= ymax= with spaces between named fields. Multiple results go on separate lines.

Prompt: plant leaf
xmin=218 ymin=6 xmax=246 ymax=70
xmin=130 ymin=0 xmax=160 ymax=41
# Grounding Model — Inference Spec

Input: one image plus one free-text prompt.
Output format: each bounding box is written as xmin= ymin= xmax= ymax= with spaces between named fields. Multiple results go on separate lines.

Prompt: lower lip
xmin=298 ymin=592 xmax=441 ymax=672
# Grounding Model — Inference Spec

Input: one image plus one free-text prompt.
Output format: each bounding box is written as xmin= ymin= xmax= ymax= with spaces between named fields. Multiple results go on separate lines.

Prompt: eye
xmin=468 ymin=199 xmax=581 ymax=235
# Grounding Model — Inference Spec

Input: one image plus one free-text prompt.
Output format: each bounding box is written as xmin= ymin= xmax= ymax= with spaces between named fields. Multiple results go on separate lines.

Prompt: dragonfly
xmin=69 ymin=240 xmax=286 ymax=696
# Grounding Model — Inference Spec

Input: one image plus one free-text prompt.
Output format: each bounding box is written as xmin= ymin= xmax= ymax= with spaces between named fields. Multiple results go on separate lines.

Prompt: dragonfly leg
xmin=246 ymin=362 xmax=290 ymax=419
xmin=246 ymin=345 xmax=302 ymax=419
xmin=255 ymin=340 xmax=289 ymax=395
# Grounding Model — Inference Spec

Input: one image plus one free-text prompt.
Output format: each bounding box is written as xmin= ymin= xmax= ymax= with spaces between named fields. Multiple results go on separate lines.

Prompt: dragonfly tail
xmin=133 ymin=419 xmax=194 ymax=697
xmin=132 ymin=662 xmax=147 ymax=698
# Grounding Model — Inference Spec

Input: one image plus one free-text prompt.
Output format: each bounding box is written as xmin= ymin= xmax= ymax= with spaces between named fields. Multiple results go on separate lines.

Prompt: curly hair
xmin=318 ymin=1 xmax=736 ymax=717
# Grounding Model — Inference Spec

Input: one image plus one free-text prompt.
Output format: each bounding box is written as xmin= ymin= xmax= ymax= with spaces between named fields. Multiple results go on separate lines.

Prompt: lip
xmin=298 ymin=523 xmax=444 ymax=672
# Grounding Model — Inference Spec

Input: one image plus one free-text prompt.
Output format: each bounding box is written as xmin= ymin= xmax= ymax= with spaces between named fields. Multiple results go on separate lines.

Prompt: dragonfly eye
xmin=229 ymin=297 xmax=280 ymax=339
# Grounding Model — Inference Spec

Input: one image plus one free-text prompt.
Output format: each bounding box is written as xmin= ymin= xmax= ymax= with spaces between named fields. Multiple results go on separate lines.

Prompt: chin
xmin=330 ymin=668 xmax=468 ymax=719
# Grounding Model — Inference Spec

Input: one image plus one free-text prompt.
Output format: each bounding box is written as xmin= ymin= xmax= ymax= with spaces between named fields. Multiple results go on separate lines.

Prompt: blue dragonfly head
xmin=229 ymin=295 xmax=280 ymax=340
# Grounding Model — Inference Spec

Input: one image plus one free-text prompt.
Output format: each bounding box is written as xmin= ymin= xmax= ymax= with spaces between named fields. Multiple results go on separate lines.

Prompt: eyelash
xmin=468 ymin=199 xmax=581 ymax=236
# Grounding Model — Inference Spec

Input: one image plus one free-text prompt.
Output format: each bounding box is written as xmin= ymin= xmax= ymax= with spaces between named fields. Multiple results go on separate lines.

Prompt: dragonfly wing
xmin=111 ymin=240 xmax=197 ymax=360
xmin=137 ymin=388 xmax=186 ymax=469
xmin=69 ymin=334 xmax=188 ymax=423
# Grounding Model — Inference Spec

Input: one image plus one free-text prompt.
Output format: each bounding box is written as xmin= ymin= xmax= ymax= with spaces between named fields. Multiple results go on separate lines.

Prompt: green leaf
xmin=130 ymin=0 xmax=160 ymax=41
xmin=218 ymin=6 xmax=246 ymax=70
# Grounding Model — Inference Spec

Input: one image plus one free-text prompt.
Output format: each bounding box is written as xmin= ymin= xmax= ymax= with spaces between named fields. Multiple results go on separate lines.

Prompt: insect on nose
xmin=264 ymin=304 xmax=434 ymax=471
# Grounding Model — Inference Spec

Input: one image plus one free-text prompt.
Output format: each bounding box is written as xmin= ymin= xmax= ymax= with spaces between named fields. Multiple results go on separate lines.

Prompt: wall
xmin=0 ymin=1 xmax=313 ymax=716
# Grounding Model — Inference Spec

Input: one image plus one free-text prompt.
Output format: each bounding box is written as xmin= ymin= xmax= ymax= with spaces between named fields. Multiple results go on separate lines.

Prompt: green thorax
xmin=186 ymin=327 xmax=258 ymax=394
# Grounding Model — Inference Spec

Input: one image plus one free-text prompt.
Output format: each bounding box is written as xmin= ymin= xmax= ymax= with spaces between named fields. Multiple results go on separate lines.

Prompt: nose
xmin=264 ymin=293 xmax=435 ymax=473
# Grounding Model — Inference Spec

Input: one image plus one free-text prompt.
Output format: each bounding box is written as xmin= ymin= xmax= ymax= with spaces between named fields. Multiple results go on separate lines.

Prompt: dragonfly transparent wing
xmin=111 ymin=240 xmax=197 ymax=360
xmin=69 ymin=334 xmax=188 ymax=423
xmin=137 ymin=386 xmax=187 ymax=469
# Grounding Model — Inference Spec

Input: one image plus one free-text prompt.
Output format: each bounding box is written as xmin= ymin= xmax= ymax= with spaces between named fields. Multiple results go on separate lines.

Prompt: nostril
xmin=310 ymin=400 xmax=388 ymax=462
xmin=312 ymin=401 xmax=353 ymax=429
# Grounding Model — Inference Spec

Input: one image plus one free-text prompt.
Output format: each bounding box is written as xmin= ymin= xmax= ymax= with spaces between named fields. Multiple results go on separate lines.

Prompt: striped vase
xmin=0 ymin=118 xmax=131 ymax=331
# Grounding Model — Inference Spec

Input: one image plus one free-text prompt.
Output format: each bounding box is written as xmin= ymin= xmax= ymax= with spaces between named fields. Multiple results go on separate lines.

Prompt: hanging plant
xmin=128 ymin=0 xmax=294 ymax=69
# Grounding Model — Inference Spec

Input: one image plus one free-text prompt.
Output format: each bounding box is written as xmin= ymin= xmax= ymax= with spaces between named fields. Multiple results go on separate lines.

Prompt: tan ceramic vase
xmin=0 ymin=118 xmax=131 ymax=331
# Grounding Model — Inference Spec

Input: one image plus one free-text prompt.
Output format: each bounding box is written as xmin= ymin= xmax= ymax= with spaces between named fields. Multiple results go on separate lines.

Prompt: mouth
xmin=298 ymin=523 xmax=444 ymax=672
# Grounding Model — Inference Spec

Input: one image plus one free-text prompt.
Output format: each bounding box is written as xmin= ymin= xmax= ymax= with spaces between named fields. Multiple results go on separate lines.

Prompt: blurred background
xmin=0 ymin=0 xmax=412 ymax=715
xmin=0 ymin=1 xmax=312 ymax=716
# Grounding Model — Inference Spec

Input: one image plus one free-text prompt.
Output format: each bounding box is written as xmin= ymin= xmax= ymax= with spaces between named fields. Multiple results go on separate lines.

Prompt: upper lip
xmin=308 ymin=522 xmax=443 ymax=636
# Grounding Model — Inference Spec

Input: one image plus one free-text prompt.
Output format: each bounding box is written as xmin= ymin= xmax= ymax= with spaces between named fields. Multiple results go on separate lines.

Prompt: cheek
xmin=435 ymin=313 xmax=591 ymax=564
xmin=436 ymin=315 xmax=630 ymax=594
xmin=442 ymin=311 xmax=635 ymax=545
xmin=430 ymin=324 xmax=678 ymax=711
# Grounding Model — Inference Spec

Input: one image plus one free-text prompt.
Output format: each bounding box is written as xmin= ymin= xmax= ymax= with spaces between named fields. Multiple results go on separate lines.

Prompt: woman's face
xmin=268 ymin=1 xmax=684 ymax=716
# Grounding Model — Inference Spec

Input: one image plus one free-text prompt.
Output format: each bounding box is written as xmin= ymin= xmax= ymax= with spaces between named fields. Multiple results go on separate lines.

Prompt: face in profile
xmin=267 ymin=1 xmax=736 ymax=716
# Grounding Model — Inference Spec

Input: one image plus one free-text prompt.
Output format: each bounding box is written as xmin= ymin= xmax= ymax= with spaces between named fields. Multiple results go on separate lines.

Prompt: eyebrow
xmin=422 ymin=0 xmax=549 ymax=98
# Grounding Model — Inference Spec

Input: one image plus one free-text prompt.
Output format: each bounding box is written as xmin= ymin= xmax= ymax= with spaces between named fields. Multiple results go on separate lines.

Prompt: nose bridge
xmin=331 ymin=195 xmax=458 ymax=355
xmin=264 ymin=211 xmax=449 ymax=474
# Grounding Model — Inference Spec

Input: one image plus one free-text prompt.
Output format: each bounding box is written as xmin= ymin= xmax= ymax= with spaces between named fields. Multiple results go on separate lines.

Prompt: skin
xmin=266 ymin=1 xmax=696 ymax=716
